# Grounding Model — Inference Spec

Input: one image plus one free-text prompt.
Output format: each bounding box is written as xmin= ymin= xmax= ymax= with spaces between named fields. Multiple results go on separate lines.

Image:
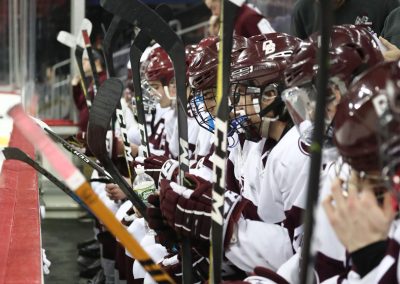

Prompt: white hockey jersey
xmin=225 ymin=127 xmax=310 ymax=273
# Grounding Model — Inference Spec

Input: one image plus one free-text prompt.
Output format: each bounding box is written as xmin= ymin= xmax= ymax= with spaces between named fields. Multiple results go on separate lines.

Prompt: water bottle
xmin=132 ymin=166 xmax=156 ymax=204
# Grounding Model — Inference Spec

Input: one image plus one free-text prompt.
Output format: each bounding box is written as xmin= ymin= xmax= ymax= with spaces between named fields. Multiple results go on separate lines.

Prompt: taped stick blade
xmin=87 ymin=78 xmax=123 ymax=156
xmin=57 ymin=31 xmax=76 ymax=48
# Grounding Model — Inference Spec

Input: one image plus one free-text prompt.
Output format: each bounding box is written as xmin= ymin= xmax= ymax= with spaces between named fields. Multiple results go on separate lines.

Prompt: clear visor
xmin=141 ymin=79 xmax=163 ymax=113
xmin=282 ymin=85 xmax=317 ymax=145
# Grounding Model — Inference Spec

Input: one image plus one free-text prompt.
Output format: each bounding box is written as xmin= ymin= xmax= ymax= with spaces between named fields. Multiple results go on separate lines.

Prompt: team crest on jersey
xmin=298 ymin=139 xmax=311 ymax=156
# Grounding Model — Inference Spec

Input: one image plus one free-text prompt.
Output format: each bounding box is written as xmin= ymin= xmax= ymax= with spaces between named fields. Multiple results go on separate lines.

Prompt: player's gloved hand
xmin=146 ymin=193 xmax=179 ymax=249
xmin=145 ymin=155 xmax=167 ymax=184
xmin=159 ymin=174 xmax=212 ymax=243
xmin=158 ymin=158 xmax=179 ymax=183
xmin=143 ymin=155 xmax=179 ymax=185
xmin=159 ymin=173 xmax=250 ymax=255
xmin=161 ymin=250 xmax=210 ymax=283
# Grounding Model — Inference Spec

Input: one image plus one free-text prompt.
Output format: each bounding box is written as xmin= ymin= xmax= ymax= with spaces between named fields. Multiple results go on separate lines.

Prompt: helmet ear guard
xmin=144 ymin=47 xmax=174 ymax=86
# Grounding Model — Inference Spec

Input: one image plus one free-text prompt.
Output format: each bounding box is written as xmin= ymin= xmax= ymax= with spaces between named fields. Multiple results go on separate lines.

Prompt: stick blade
xmin=2 ymin=147 xmax=27 ymax=161
xmin=57 ymin=31 xmax=76 ymax=48
xmin=87 ymin=78 xmax=123 ymax=157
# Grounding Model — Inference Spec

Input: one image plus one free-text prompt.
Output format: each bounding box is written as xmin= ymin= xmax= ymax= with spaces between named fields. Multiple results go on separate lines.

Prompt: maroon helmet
xmin=282 ymin=25 xmax=384 ymax=145
xmin=232 ymin=33 xmax=301 ymax=87
xmin=334 ymin=61 xmax=400 ymax=176
xmin=228 ymin=33 xmax=301 ymax=141
xmin=188 ymin=35 xmax=249 ymax=136
xmin=144 ymin=47 xmax=174 ymax=86
xmin=185 ymin=44 xmax=198 ymax=81
xmin=188 ymin=37 xmax=219 ymax=91
xmin=285 ymin=25 xmax=383 ymax=89
xmin=308 ymin=24 xmax=383 ymax=65
xmin=188 ymin=35 xmax=249 ymax=91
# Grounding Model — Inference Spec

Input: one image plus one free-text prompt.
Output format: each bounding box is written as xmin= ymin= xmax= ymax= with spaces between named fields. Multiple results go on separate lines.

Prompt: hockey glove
xmin=146 ymin=193 xmax=179 ymax=249
xmin=159 ymin=173 xmax=250 ymax=255
xmin=161 ymin=250 xmax=210 ymax=283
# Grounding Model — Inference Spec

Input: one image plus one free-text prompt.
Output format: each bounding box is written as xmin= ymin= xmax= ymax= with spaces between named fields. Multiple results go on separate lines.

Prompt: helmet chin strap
xmin=163 ymin=85 xmax=176 ymax=107
xmin=258 ymin=96 xmax=285 ymax=119
xmin=260 ymin=116 xmax=278 ymax=138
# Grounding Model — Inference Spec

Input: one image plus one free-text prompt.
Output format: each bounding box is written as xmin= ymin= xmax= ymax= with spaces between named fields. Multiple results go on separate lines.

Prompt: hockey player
xmin=228 ymin=32 xmax=301 ymax=204
xmin=188 ymin=34 xmax=249 ymax=138
xmin=321 ymin=60 xmax=400 ymax=283
xmin=141 ymin=46 xmax=176 ymax=156
xmin=270 ymin=25 xmax=385 ymax=283
xmin=165 ymin=44 xmax=202 ymax=163
xmin=72 ymin=48 xmax=107 ymax=134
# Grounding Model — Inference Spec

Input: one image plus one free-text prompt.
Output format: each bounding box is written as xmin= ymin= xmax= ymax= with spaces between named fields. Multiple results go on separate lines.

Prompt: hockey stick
xmin=102 ymin=16 xmax=122 ymax=78
xmin=31 ymin=117 xmax=113 ymax=181
xmin=101 ymin=16 xmax=134 ymax=183
xmin=130 ymin=4 xmax=173 ymax=158
xmin=100 ymin=2 xmax=191 ymax=280
xmin=82 ymin=29 xmax=101 ymax=93
xmin=299 ymin=1 xmax=333 ymax=283
xmin=57 ymin=31 xmax=91 ymax=107
xmin=87 ymin=78 xmax=147 ymax=219
xmin=57 ymin=19 xmax=93 ymax=107
xmin=7 ymin=104 xmax=175 ymax=284
xmin=209 ymin=1 xmax=239 ymax=283
xmin=0 ymin=147 xmax=94 ymax=216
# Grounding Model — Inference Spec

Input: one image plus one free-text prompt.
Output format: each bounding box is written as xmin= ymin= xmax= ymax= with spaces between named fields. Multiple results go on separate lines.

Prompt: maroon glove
xmin=142 ymin=155 xmax=169 ymax=184
xmin=161 ymin=250 xmax=210 ymax=283
xmin=138 ymin=155 xmax=179 ymax=185
xmin=146 ymin=193 xmax=178 ymax=249
xmin=158 ymin=173 xmax=250 ymax=257
xmin=159 ymin=174 xmax=212 ymax=243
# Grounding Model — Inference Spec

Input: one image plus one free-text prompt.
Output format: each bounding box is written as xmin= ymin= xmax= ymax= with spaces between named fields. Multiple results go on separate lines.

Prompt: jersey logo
xmin=298 ymin=139 xmax=311 ymax=156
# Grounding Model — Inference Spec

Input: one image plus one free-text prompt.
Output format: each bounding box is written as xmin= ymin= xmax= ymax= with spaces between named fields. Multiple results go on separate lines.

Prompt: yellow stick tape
xmin=215 ymin=1 xmax=224 ymax=110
